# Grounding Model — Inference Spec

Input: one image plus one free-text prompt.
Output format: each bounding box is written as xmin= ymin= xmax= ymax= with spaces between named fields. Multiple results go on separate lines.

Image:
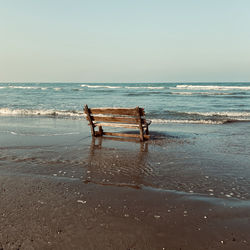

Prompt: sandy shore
xmin=1 ymin=174 xmax=250 ymax=250
xmin=1 ymin=117 xmax=250 ymax=249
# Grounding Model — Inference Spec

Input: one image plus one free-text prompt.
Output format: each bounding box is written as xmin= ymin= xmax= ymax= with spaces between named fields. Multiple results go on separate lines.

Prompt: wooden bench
xmin=84 ymin=105 xmax=151 ymax=141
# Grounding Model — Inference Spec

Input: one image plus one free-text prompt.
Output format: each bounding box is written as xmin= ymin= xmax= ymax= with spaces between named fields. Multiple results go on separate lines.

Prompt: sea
xmin=0 ymin=82 xmax=250 ymax=124
xmin=1 ymin=82 xmax=250 ymax=201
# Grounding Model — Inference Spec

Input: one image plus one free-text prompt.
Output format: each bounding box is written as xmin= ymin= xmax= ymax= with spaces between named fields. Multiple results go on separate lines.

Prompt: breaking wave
xmin=0 ymin=86 xmax=64 ymax=91
xmin=171 ymin=91 xmax=249 ymax=96
xmin=0 ymin=86 xmax=48 ymax=90
xmin=81 ymin=84 xmax=121 ymax=89
xmin=7 ymin=131 xmax=80 ymax=136
xmin=173 ymin=85 xmax=250 ymax=91
xmin=0 ymin=108 xmax=249 ymax=124
xmin=80 ymin=84 xmax=165 ymax=90
xmin=125 ymin=86 xmax=165 ymax=90
xmin=182 ymin=111 xmax=250 ymax=117
xmin=150 ymin=110 xmax=250 ymax=124
xmin=151 ymin=119 xmax=227 ymax=124
xmin=0 ymin=108 xmax=84 ymax=118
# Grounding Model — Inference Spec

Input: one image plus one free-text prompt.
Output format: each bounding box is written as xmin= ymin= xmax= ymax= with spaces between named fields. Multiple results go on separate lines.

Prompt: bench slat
xmin=94 ymin=122 xmax=140 ymax=129
xmin=103 ymin=132 xmax=140 ymax=138
xmin=103 ymin=132 xmax=150 ymax=139
xmin=92 ymin=115 xmax=146 ymax=124
xmin=90 ymin=107 xmax=145 ymax=116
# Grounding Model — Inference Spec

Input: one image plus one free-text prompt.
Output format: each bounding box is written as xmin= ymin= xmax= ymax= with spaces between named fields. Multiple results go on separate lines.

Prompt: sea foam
xmin=173 ymin=85 xmax=250 ymax=91
xmin=81 ymin=84 xmax=121 ymax=89
xmin=0 ymin=108 xmax=84 ymax=118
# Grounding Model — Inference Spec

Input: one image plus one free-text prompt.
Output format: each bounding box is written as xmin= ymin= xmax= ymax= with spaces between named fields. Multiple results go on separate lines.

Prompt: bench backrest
xmin=88 ymin=107 xmax=146 ymax=125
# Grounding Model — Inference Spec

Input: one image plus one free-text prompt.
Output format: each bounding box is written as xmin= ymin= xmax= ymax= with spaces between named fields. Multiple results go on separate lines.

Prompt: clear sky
xmin=1 ymin=0 xmax=250 ymax=82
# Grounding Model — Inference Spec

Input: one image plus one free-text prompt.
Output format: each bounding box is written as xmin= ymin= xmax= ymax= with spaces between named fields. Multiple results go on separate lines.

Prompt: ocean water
xmin=1 ymin=82 xmax=250 ymax=201
xmin=0 ymin=82 xmax=250 ymax=124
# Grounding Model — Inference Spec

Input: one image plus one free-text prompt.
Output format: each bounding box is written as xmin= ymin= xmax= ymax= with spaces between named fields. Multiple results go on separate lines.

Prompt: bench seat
xmin=94 ymin=122 xmax=150 ymax=129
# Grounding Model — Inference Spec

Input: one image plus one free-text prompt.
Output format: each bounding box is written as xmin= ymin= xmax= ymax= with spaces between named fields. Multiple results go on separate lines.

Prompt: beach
xmin=1 ymin=115 xmax=250 ymax=249
xmin=2 ymin=0 xmax=250 ymax=247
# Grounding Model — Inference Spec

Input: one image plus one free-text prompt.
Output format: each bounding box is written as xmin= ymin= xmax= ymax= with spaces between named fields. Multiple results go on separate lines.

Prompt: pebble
xmin=77 ymin=200 xmax=87 ymax=204
xmin=154 ymin=215 xmax=160 ymax=219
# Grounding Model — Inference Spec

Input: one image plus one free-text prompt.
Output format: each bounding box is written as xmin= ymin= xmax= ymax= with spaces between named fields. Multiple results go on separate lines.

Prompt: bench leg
xmin=99 ymin=126 xmax=103 ymax=136
xmin=84 ymin=105 xmax=96 ymax=137
xmin=145 ymin=125 xmax=149 ymax=135
xmin=139 ymin=128 xmax=144 ymax=141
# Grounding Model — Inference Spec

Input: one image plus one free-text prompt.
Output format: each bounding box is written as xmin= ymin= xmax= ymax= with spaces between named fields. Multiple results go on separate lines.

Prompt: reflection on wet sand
xmin=84 ymin=137 xmax=151 ymax=189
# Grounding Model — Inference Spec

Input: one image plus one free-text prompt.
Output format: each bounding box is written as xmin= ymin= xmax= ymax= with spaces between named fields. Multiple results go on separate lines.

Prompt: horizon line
xmin=1 ymin=81 xmax=250 ymax=84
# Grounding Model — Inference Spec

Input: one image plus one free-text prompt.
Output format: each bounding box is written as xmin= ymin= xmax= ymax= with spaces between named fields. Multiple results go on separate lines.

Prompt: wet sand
xmin=1 ymin=117 xmax=250 ymax=249
xmin=1 ymin=174 xmax=250 ymax=250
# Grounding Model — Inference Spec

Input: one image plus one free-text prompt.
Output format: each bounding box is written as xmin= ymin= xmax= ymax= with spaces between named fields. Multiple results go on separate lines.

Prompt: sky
xmin=1 ymin=0 xmax=250 ymax=83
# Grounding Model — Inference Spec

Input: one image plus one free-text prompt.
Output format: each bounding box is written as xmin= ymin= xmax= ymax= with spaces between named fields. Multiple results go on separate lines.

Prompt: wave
xmin=0 ymin=86 xmax=48 ymax=90
xmin=151 ymin=119 xmax=227 ymax=124
xmin=1 ymin=108 xmax=249 ymax=124
xmin=80 ymin=84 xmax=164 ymax=90
xmin=149 ymin=110 xmax=250 ymax=118
xmin=171 ymin=91 xmax=248 ymax=96
xmin=152 ymin=119 xmax=250 ymax=124
xmin=125 ymin=86 xmax=165 ymax=90
xmin=8 ymin=131 xmax=80 ymax=136
xmin=0 ymin=108 xmax=84 ymax=118
xmin=183 ymin=111 xmax=250 ymax=118
xmin=149 ymin=110 xmax=250 ymax=124
xmin=126 ymin=91 xmax=165 ymax=96
xmin=0 ymin=86 xmax=63 ymax=91
xmin=173 ymin=85 xmax=250 ymax=91
xmin=81 ymin=84 xmax=121 ymax=89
